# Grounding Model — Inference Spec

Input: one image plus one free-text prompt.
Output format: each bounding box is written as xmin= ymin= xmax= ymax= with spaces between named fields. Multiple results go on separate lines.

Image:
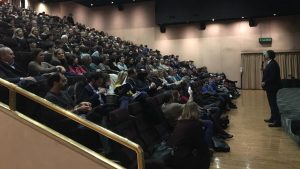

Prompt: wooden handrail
xmin=0 ymin=78 xmax=144 ymax=169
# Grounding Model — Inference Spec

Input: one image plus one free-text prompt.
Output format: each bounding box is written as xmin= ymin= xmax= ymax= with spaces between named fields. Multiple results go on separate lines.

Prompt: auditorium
xmin=0 ymin=0 xmax=300 ymax=168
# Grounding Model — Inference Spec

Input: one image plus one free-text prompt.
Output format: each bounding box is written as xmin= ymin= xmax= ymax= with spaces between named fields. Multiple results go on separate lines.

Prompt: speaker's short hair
xmin=47 ymin=73 xmax=61 ymax=88
xmin=266 ymin=50 xmax=276 ymax=59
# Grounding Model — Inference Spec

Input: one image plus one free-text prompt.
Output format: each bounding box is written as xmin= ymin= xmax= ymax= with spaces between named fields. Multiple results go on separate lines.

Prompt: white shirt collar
xmin=89 ymin=83 xmax=98 ymax=93
xmin=267 ymin=60 xmax=272 ymax=64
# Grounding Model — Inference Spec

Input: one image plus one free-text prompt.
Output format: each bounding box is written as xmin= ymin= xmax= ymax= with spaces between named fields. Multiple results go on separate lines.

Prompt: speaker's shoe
xmin=268 ymin=122 xmax=281 ymax=127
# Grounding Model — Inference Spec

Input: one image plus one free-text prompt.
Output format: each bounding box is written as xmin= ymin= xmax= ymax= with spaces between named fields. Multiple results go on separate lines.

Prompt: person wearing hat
xmin=262 ymin=50 xmax=282 ymax=127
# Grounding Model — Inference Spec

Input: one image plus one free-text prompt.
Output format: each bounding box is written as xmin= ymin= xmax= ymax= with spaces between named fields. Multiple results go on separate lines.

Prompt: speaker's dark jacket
xmin=262 ymin=59 xmax=282 ymax=91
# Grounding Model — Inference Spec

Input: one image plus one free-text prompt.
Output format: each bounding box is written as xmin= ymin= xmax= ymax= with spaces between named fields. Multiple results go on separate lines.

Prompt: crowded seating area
xmin=0 ymin=4 xmax=241 ymax=169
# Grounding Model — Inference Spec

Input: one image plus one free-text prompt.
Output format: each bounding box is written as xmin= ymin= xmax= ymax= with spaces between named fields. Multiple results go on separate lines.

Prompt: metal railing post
xmin=0 ymin=78 xmax=145 ymax=169
xmin=9 ymin=89 xmax=16 ymax=111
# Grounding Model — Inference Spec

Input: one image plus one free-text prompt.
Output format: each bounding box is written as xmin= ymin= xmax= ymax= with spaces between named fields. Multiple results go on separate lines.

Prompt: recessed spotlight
xmin=90 ymin=3 xmax=93 ymax=6
xmin=273 ymin=13 xmax=277 ymax=16
xmin=212 ymin=18 xmax=215 ymax=22
xmin=111 ymin=1 xmax=114 ymax=4
xmin=242 ymin=16 xmax=245 ymax=19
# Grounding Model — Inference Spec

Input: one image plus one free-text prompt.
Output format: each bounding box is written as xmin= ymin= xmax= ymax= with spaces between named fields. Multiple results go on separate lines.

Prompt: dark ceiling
xmin=41 ymin=0 xmax=300 ymax=25
xmin=155 ymin=0 xmax=300 ymax=25
xmin=42 ymin=0 xmax=153 ymax=7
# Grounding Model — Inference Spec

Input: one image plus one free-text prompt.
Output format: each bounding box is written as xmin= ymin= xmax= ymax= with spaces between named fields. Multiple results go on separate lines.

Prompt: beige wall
xmin=29 ymin=0 xmax=300 ymax=86
xmin=0 ymin=107 xmax=117 ymax=169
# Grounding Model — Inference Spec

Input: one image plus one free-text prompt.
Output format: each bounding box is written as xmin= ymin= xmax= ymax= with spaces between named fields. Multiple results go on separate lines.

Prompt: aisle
xmin=210 ymin=90 xmax=300 ymax=169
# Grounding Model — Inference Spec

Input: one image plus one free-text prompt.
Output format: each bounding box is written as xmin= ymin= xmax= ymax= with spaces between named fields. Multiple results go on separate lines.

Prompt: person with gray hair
xmin=98 ymin=55 xmax=119 ymax=74
xmin=81 ymin=53 xmax=98 ymax=72
xmin=61 ymin=34 xmax=71 ymax=52
xmin=0 ymin=46 xmax=36 ymax=84
xmin=61 ymin=34 xmax=68 ymax=40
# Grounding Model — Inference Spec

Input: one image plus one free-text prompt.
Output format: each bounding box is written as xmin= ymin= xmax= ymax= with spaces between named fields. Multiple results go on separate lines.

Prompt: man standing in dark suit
xmin=262 ymin=50 xmax=282 ymax=127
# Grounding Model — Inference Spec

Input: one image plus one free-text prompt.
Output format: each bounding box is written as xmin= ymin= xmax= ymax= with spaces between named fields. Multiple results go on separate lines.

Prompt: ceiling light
xmin=242 ymin=16 xmax=244 ymax=19
xmin=212 ymin=18 xmax=215 ymax=22
xmin=111 ymin=1 xmax=114 ymax=4
xmin=90 ymin=3 xmax=93 ymax=6
xmin=273 ymin=13 xmax=277 ymax=16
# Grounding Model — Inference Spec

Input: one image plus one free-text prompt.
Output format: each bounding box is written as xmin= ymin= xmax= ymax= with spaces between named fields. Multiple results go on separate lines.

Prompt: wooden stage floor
xmin=210 ymin=90 xmax=300 ymax=169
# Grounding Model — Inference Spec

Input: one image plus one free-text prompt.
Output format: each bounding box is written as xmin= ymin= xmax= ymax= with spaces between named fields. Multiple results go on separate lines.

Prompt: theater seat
xmin=14 ymin=51 xmax=32 ymax=73
xmin=145 ymin=97 xmax=172 ymax=138
xmin=109 ymin=108 xmax=148 ymax=167
xmin=109 ymin=108 xmax=171 ymax=169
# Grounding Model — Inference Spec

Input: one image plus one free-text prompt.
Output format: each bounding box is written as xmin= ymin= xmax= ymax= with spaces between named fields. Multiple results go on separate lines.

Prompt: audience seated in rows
xmin=0 ymin=4 xmax=241 ymax=168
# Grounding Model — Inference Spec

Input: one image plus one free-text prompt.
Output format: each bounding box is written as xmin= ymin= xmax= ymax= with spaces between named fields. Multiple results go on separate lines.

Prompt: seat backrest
xmin=144 ymin=97 xmax=172 ymax=139
xmin=16 ymin=95 xmax=42 ymax=122
xmin=44 ymin=53 xmax=53 ymax=63
xmin=0 ymin=86 xmax=9 ymax=105
xmin=128 ymin=99 xmax=162 ymax=150
xmin=128 ymin=102 xmax=144 ymax=116
xmin=14 ymin=51 xmax=32 ymax=73
xmin=0 ymin=36 xmax=15 ymax=49
xmin=73 ymin=80 xmax=88 ymax=104
xmin=109 ymin=108 xmax=149 ymax=167
xmin=144 ymin=97 xmax=163 ymax=125
xmin=153 ymin=91 xmax=172 ymax=105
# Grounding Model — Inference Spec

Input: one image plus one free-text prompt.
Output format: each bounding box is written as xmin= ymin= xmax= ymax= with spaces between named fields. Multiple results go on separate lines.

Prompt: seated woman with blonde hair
xmin=114 ymin=71 xmax=147 ymax=108
xmin=168 ymin=101 xmax=210 ymax=169
xmin=113 ymin=71 xmax=128 ymax=90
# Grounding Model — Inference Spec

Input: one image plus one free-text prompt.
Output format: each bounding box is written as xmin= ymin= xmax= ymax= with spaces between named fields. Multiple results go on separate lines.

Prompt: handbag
xmin=212 ymin=136 xmax=230 ymax=152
